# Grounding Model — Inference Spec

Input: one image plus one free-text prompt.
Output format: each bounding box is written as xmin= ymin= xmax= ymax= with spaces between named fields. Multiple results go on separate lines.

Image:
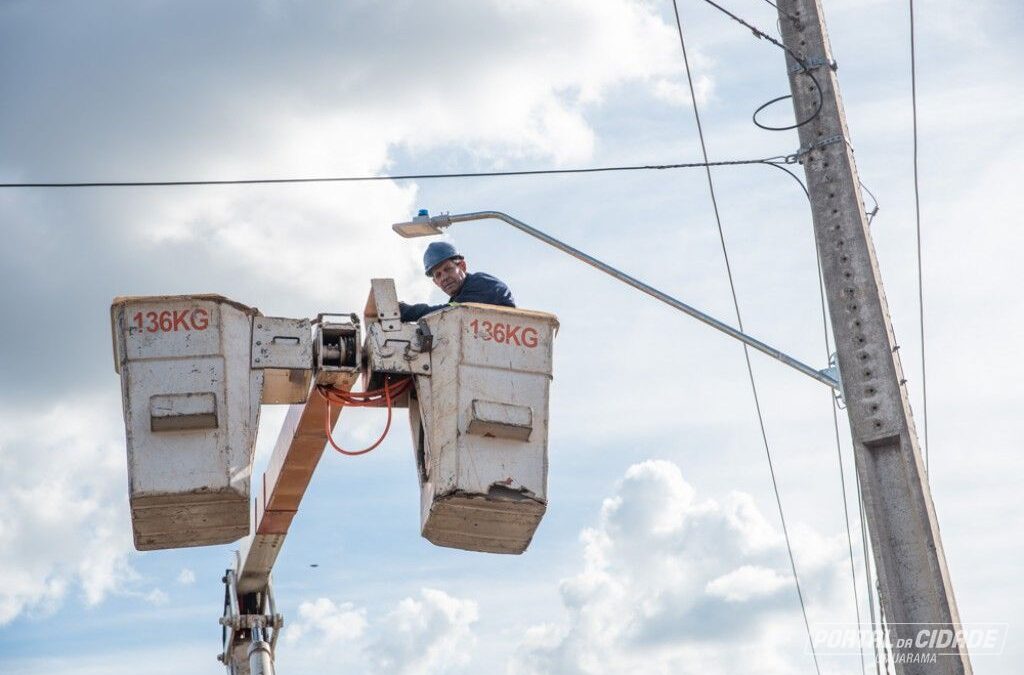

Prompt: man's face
xmin=431 ymin=257 xmax=468 ymax=297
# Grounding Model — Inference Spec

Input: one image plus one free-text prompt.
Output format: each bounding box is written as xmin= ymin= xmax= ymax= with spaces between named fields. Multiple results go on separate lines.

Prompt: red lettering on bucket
xmin=191 ymin=308 xmax=209 ymax=330
xmin=469 ymin=319 xmax=540 ymax=348
xmin=132 ymin=308 xmax=211 ymax=333
xmin=172 ymin=310 xmax=190 ymax=331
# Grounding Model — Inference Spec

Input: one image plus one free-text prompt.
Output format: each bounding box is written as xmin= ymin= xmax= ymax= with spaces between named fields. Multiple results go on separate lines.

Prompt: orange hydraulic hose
xmin=318 ymin=377 xmax=412 ymax=456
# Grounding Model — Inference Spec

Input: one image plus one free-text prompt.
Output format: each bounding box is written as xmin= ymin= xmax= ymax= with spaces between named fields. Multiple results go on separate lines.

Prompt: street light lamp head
xmin=392 ymin=209 xmax=448 ymax=238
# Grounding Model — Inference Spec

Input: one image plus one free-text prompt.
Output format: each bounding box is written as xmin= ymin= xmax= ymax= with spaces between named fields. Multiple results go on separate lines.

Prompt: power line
xmin=699 ymin=0 xmax=790 ymax=55
xmin=759 ymin=0 xmax=801 ymax=24
xmin=790 ymin=153 xmax=868 ymax=673
xmin=908 ymin=0 xmax=929 ymax=472
xmin=860 ymin=180 xmax=880 ymax=225
xmin=779 ymin=141 xmax=880 ymax=675
xmin=763 ymin=161 xmax=810 ymax=199
xmin=669 ymin=2 xmax=821 ymax=672
xmin=785 ymin=146 xmax=875 ymax=675
xmin=0 ymin=158 xmax=788 ymax=189
xmin=696 ymin=0 xmax=824 ymax=131
xmin=761 ymin=152 xmax=882 ymax=226
xmin=858 ymin=471 xmax=885 ymax=675
xmin=877 ymin=576 xmax=895 ymax=674
xmin=814 ymin=254 xmax=869 ymax=675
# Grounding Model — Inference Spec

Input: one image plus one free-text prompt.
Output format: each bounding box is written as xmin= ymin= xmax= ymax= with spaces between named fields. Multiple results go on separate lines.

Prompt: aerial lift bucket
xmin=409 ymin=303 xmax=558 ymax=554
xmin=110 ymin=295 xmax=308 ymax=551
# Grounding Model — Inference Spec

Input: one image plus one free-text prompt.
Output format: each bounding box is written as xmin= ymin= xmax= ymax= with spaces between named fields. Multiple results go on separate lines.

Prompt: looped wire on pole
xmin=697 ymin=0 xmax=824 ymax=131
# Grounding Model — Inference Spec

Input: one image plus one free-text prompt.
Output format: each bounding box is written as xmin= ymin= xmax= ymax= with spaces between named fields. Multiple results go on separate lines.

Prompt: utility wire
xmin=0 ymin=158 xmax=788 ymax=189
xmin=765 ymin=160 xmax=881 ymax=230
xmin=697 ymin=0 xmax=823 ymax=131
xmin=702 ymin=3 xmax=883 ymax=670
xmin=763 ymin=161 xmax=809 ymax=199
xmin=784 ymin=129 xmax=869 ymax=675
xmin=759 ymin=0 xmax=801 ymax=23
xmin=759 ymin=12 xmax=879 ymax=673
xmin=669 ymin=2 xmax=820 ymax=672
xmin=814 ymin=258 xmax=868 ymax=675
xmin=831 ymin=397 xmax=870 ymax=675
xmin=699 ymin=0 xmax=790 ymax=54
xmin=909 ymin=0 xmax=929 ymax=472
xmin=877 ymin=577 xmax=895 ymax=674
xmin=858 ymin=471 xmax=885 ymax=675
xmin=861 ymin=180 xmax=880 ymax=225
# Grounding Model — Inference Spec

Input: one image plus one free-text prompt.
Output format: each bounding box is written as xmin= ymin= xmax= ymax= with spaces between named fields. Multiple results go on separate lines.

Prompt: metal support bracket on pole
xmin=788 ymin=55 xmax=837 ymax=74
xmin=786 ymin=134 xmax=850 ymax=164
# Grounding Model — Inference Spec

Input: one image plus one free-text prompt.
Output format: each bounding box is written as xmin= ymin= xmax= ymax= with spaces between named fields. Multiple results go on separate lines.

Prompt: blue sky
xmin=1 ymin=0 xmax=1021 ymax=673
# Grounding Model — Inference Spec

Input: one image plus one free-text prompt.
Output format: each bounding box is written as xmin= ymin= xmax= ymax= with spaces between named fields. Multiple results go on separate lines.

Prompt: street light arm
xmin=396 ymin=210 xmax=841 ymax=391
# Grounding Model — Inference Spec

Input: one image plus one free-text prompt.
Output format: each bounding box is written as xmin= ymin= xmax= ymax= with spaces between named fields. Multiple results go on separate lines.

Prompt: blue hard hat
xmin=423 ymin=241 xmax=462 ymax=275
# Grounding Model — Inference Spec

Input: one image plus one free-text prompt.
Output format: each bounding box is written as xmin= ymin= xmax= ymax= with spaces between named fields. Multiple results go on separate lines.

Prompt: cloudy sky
xmin=1 ymin=0 xmax=1021 ymax=673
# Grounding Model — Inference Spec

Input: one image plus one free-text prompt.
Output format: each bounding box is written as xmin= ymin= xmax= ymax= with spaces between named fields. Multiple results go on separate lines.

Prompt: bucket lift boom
xmin=110 ymin=280 xmax=558 ymax=675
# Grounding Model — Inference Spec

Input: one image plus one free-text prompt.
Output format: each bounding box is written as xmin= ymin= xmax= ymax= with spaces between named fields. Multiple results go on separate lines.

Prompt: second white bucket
xmin=410 ymin=303 xmax=558 ymax=554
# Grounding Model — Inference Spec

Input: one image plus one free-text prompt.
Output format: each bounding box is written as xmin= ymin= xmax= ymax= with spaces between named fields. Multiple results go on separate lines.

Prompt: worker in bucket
xmin=399 ymin=241 xmax=515 ymax=322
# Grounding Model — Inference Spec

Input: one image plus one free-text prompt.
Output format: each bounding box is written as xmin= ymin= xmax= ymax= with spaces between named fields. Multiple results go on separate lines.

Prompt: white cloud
xmin=2 ymin=0 xmax=695 ymax=181
xmin=0 ymin=393 xmax=136 ymax=625
xmin=144 ymin=589 xmax=169 ymax=606
xmin=286 ymin=597 xmax=368 ymax=646
xmin=134 ymin=181 xmax=431 ymax=310
xmin=705 ymin=565 xmax=792 ymax=602
xmin=0 ymin=644 xmax=215 ymax=675
xmin=368 ymin=588 xmax=479 ymax=675
xmin=176 ymin=568 xmax=196 ymax=586
xmin=0 ymin=0 xmax=708 ymax=405
xmin=97 ymin=0 xmax=699 ymax=306
xmin=283 ymin=589 xmax=478 ymax=675
xmin=652 ymin=74 xmax=714 ymax=107
xmin=511 ymin=460 xmax=857 ymax=674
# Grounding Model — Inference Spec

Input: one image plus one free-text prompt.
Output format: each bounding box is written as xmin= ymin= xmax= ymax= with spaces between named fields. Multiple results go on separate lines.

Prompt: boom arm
xmin=220 ymin=316 xmax=361 ymax=674
xmin=220 ymin=284 xmax=425 ymax=674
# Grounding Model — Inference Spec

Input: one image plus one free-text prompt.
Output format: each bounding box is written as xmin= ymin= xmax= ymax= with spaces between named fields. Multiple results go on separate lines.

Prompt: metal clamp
xmin=786 ymin=134 xmax=851 ymax=164
xmin=219 ymin=567 xmax=283 ymax=670
xmin=789 ymin=56 xmax=838 ymax=75
xmin=824 ymin=352 xmax=846 ymax=408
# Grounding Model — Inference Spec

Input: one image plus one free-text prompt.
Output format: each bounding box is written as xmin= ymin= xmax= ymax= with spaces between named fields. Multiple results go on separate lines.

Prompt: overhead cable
xmin=696 ymin=0 xmax=823 ymax=131
xmin=784 ymin=147 xmax=877 ymax=675
xmin=780 ymin=155 xmax=870 ymax=674
xmin=669 ymin=1 xmax=820 ymax=672
xmin=858 ymin=471 xmax=885 ymax=675
xmin=814 ymin=251 xmax=869 ymax=675
xmin=0 ymin=158 xmax=791 ymax=189
xmin=909 ymin=0 xmax=929 ymax=472
xmin=775 ymin=143 xmax=880 ymax=675
xmin=861 ymin=180 xmax=880 ymax=225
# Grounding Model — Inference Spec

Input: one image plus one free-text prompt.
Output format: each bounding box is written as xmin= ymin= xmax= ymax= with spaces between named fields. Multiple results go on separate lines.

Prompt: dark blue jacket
xmin=399 ymin=272 xmax=515 ymax=322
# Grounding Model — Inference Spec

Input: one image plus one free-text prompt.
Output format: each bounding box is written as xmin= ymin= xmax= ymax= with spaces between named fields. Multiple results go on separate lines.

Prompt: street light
xmin=392 ymin=209 xmax=841 ymax=392
xmin=392 ymin=209 xmax=445 ymax=238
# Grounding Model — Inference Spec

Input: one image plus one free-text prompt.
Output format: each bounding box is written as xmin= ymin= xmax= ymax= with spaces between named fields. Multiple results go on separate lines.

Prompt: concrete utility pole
xmin=775 ymin=1 xmax=971 ymax=672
